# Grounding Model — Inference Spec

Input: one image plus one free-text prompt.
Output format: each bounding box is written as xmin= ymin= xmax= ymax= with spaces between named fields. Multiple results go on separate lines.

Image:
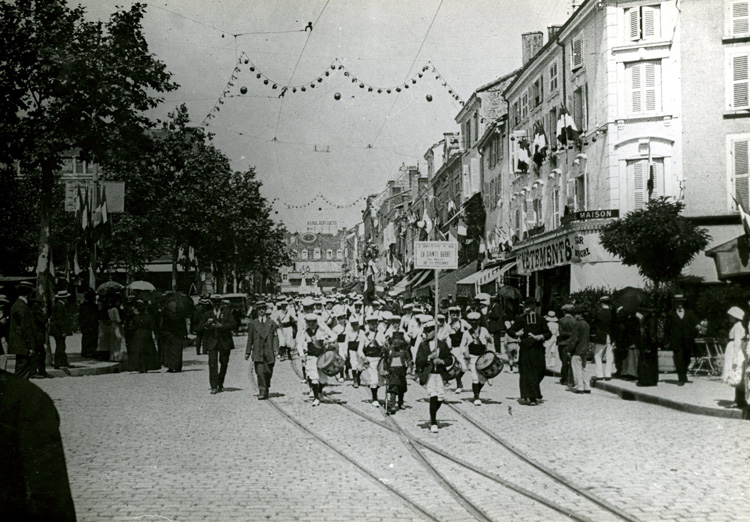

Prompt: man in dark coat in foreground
xmin=245 ymin=302 xmax=279 ymax=400
xmin=8 ymin=282 xmax=36 ymax=379
xmin=666 ymin=294 xmax=698 ymax=386
xmin=510 ymin=298 xmax=552 ymax=405
xmin=0 ymin=369 xmax=76 ymax=521
xmin=197 ymin=295 xmax=236 ymax=394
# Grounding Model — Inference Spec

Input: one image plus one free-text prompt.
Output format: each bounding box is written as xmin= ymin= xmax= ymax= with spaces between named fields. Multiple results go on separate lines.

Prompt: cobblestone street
xmin=32 ymin=340 xmax=750 ymax=522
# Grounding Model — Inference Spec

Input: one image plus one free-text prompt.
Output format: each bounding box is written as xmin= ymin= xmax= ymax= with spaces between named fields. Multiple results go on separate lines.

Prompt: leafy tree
xmin=0 ymin=0 xmax=176 ymax=296
xmin=600 ymin=197 xmax=711 ymax=287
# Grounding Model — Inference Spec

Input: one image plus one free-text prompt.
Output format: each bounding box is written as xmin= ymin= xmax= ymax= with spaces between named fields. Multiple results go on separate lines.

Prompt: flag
xmin=74 ymin=246 xmax=81 ymax=275
xmin=457 ymin=223 xmax=467 ymax=237
xmin=734 ymin=197 xmax=750 ymax=237
xmin=81 ymin=186 xmax=90 ymax=231
xmin=74 ymin=186 xmax=83 ymax=225
xmin=94 ymin=185 xmax=112 ymax=244
xmin=533 ymin=122 xmax=548 ymax=168
xmin=556 ymin=106 xmax=579 ymax=146
xmin=422 ymin=209 xmax=432 ymax=235
xmin=517 ymin=138 xmax=531 ymax=173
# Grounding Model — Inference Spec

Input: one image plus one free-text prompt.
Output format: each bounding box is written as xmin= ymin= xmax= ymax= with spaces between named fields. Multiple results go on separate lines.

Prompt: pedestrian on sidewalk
xmin=192 ymin=297 xmax=211 ymax=356
xmin=722 ymin=306 xmax=748 ymax=409
xmin=544 ymin=311 xmax=558 ymax=368
xmin=637 ymin=306 xmax=660 ymax=387
xmin=29 ymin=296 xmax=50 ymax=378
xmin=556 ymin=304 xmax=575 ymax=387
xmin=415 ymin=320 xmax=451 ymax=432
xmin=50 ymin=290 xmax=72 ymax=369
xmin=619 ymin=312 xmax=640 ymax=380
xmin=667 ymin=294 xmax=698 ymax=386
xmin=510 ymin=298 xmax=552 ymax=405
xmin=77 ymin=289 xmax=99 ymax=358
xmin=128 ymin=300 xmax=160 ymax=373
xmin=592 ymin=296 xmax=613 ymax=382
xmin=198 ymin=295 xmax=236 ymax=394
xmin=8 ymin=281 xmax=36 ymax=379
xmin=245 ymin=302 xmax=278 ymax=400
xmin=99 ymin=295 xmax=127 ymax=364
xmin=567 ymin=307 xmax=591 ymax=394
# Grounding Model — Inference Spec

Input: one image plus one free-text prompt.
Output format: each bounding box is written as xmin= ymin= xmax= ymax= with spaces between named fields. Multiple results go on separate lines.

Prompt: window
xmin=512 ymin=101 xmax=520 ymax=126
xmin=301 ymin=249 xmax=308 ymax=260
xmin=732 ymin=138 xmax=750 ymax=209
xmin=572 ymin=86 xmax=587 ymax=131
xmin=549 ymin=62 xmax=558 ymax=92
xmin=532 ymin=76 xmax=544 ymax=107
xmin=626 ymin=5 xmax=660 ymax=41
xmin=548 ymin=107 xmax=558 ymax=145
xmin=730 ymin=1 xmax=749 ymax=37
xmin=282 ymin=273 xmax=288 ymax=281
xmin=313 ymin=248 xmax=321 ymax=260
xmin=490 ymin=178 xmax=496 ymax=208
xmin=628 ymin=158 xmax=665 ymax=210
xmin=521 ymin=92 xmax=529 ymax=118
xmin=728 ymin=51 xmax=750 ymax=110
xmin=574 ymin=176 xmax=586 ymax=211
xmin=627 ymin=61 xmax=661 ymax=115
xmin=336 ymin=249 xmax=343 ymax=259
xmin=463 ymin=121 xmax=472 ymax=149
xmin=551 ymin=188 xmax=561 ymax=229
xmin=571 ymin=35 xmax=583 ymax=70
xmin=474 ymin=113 xmax=479 ymax=143
xmin=326 ymin=249 xmax=333 ymax=260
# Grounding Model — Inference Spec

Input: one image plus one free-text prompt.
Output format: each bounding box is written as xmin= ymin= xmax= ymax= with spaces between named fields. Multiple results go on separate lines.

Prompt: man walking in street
xmin=667 ymin=294 xmax=698 ymax=386
xmin=592 ymin=296 xmax=613 ymax=382
xmin=8 ymin=282 xmax=36 ymax=379
xmin=568 ymin=307 xmax=592 ymax=394
xmin=557 ymin=304 xmax=575 ymax=387
xmin=197 ymin=295 xmax=236 ymax=394
xmin=245 ymin=302 xmax=278 ymax=400
xmin=50 ymin=290 xmax=71 ymax=369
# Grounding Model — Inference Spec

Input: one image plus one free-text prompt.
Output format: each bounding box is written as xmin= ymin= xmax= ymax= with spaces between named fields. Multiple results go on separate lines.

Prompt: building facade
xmin=279 ymin=230 xmax=347 ymax=294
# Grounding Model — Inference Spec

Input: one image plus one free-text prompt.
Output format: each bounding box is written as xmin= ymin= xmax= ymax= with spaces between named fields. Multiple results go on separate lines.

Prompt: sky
xmin=79 ymin=0 xmax=573 ymax=232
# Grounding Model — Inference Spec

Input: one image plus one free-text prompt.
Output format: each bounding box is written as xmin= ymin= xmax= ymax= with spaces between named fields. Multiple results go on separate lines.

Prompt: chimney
xmin=521 ymin=32 xmax=544 ymax=66
xmin=548 ymin=25 xmax=562 ymax=41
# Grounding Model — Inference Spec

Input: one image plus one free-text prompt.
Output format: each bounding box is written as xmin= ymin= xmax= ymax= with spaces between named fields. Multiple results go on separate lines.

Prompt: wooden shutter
xmin=632 ymin=160 xmax=645 ymax=210
xmin=630 ymin=63 xmax=643 ymax=113
xmin=471 ymin=158 xmax=480 ymax=195
xmin=462 ymin=165 xmax=471 ymax=198
xmin=733 ymin=54 xmax=749 ymax=109
xmin=572 ymin=37 xmax=583 ymax=68
xmin=642 ymin=6 xmax=659 ymax=39
xmin=644 ymin=62 xmax=659 ymax=111
xmin=732 ymin=1 xmax=750 ymax=36
xmin=627 ymin=7 xmax=640 ymax=40
xmin=735 ymin=140 xmax=750 ymax=208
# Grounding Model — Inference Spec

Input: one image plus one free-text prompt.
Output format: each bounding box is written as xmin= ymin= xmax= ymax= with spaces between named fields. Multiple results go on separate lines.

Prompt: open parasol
xmin=162 ymin=291 xmax=195 ymax=317
xmin=497 ymin=285 xmax=522 ymax=300
xmin=611 ymin=287 xmax=647 ymax=315
xmin=128 ymin=281 xmax=156 ymax=291
xmin=96 ymin=281 xmax=124 ymax=294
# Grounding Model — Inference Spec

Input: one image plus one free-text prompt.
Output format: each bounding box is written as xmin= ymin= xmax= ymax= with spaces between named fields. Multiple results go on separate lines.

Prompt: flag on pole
xmin=734 ymin=197 xmax=750 ymax=237
xmin=533 ymin=122 xmax=548 ymax=167
xmin=556 ymin=106 xmax=579 ymax=146
xmin=74 ymin=186 xmax=83 ymax=225
xmin=81 ymin=186 xmax=90 ymax=231
xmin=422 ymin=209 xmax=433 ymax=235
xmin=74 ymin=245 xmax=81 ymax=275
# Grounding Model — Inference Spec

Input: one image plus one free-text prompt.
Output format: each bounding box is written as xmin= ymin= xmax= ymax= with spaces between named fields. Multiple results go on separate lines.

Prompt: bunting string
xmin=270 ymin=193 xmax=368 ymax=210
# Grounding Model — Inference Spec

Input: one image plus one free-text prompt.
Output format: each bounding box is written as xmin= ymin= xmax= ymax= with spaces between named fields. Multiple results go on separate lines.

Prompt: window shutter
xmin=632 ymin=161 xmax=645 ymax=210
xmin=733 ymin=54 xmax=749 ymax=109
xmin=642 ymin=6 xmax=659 ymax=39
xmin=462 ymin=165 xmax=471 ymax=198
xmin=735 ymin=140 xmax=750 ymax=208
xmin=651 ymin=159 xmax=665 ymax=198
xmin=630 ymin=63 xmax=643 ymax=113
xmin=644 ymin=62 xmax=658 ymax=112
xmin=572 ymin=37 xmax=583 ymax=68
xmin=471 ymin=158 xmax=480 ymax=195
xmin=628 ymin=8 xmax=640 ymax=40
xmin=732 ymin=1 xmax=750 ymax=36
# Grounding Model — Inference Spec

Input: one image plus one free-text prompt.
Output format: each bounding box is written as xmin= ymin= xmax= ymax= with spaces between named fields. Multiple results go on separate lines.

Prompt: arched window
xmin=336 ymin=249 xmax=343 ymax=259
xmin=326 ymin=249 xmax=333 ymax=260
xmin=301 ymin=249 xmax=308 ymax=260
xmin=313 ymin=248 xmax=321 ymax=260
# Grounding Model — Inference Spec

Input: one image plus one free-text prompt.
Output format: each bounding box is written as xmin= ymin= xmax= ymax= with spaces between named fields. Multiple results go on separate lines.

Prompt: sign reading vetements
xmin=414 ymin=241 xmax=458 ymax=270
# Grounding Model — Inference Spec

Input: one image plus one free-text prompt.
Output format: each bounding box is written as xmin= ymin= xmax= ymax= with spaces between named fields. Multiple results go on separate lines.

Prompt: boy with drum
xmin=361 ymin=315 xmax=387 ymax=407
xmin=415 ymin=320 xmax=452 ymax=433
xmin=382 ymin=331 xmax=411 ymax=414
xmin=297 ymin=313 xmax=337 ymax=407
xmin=331 ymin=310 xmax=349 ymax=382
xmin=446 ymin=306 xmax=470 ymax=394
xmin=461 ymin=312 xmax=496 ymax=406
xmin=345 ymin=316 xmax=367 ymax=388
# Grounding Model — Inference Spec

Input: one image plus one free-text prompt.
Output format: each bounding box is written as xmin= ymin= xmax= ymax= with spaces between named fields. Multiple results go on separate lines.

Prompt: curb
xmin=5 ymin=358 xmax=124 ymax=378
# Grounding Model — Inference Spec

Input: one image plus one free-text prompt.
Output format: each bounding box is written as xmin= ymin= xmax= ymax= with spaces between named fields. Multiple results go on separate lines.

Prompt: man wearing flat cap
xmin=666 ymin=294 xmax=698 ymax=386
xmin=245 ymin=302 xmax=278 ymax=400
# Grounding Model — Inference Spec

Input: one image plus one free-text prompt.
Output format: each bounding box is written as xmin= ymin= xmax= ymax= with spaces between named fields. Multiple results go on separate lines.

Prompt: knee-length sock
xmin=429 ymin=396 xmax=442 ymax=425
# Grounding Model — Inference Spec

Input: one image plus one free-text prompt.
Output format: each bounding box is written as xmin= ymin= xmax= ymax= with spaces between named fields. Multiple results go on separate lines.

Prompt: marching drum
xmin=476 ymin=351 xmax=505 ymax=379
xmin=443 ymin=354 xmax=462 ymax=380
xmin=317 ymin=351 xmax=346 ymax=377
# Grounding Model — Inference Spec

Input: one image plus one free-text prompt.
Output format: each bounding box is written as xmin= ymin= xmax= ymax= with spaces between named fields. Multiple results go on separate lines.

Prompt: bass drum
xmin=317 ymin=350 xmax=346 ymax=377
xmin=443 ymin=354 xmax=462 ymax=381
xmin=476 ymin=351 xmax=504 ymax=379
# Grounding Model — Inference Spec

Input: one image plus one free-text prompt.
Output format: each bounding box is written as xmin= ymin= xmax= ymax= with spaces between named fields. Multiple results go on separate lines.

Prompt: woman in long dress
xmin=637 ymin=308 xmax=659 ymax=386
xmin=98 ymin=296 xmax=128 ymax=363
xmin=620 ymin=313 xmax=639 ymax=380
xmin=723 ymin=306 xmax=748 ymax=409
xmin=128 ymin=301 xmax=160 ymax=373
xmin=160 ymin=301 xmax=186 ymax=372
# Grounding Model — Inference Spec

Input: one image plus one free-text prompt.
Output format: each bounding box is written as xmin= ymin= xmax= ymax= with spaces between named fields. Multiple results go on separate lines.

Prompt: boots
xmin=353 ymin=371 xmax=360 ymax=388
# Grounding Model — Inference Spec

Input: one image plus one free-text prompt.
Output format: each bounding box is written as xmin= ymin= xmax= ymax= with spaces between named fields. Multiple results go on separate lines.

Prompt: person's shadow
xmin=417 ymin=420 xmax=455 ymax=430
xmin=221 ymin=387 xmax=243 ymax=392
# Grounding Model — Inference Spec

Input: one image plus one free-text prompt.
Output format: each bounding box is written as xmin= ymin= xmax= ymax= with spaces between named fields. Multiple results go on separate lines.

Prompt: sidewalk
xmin=3 ymin=333 xmax=124 ymax=378
xmin=546 ymin=357 xmax=748 ymax=420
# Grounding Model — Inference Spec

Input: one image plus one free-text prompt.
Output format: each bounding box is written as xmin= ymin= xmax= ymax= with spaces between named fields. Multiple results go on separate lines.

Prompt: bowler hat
xmin=17 ymin=281 xmax=35 ymax=291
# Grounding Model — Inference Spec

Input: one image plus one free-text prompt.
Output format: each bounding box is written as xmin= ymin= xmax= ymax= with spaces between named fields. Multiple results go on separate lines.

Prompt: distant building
xmin=279 ymin=230 xmax=347 ymax=294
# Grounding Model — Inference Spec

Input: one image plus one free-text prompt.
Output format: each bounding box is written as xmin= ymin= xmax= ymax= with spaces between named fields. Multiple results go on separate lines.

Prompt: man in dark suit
xmin=197 ymin=295 xmax=236 ymax=394
xmin=50 ymin=290 xmax=71 ymax=369
xmin=9 ymin=282 xmax=36 ymax=379
xmin=244 ymin=302 xmax=279 ymax=400
xmin=0 ymin=369 xmax=76 ymax=521
xmin=487 ymin=294 xmax=506 ymax=356
xmin=667 ymin=294 xmax=699 ymax=386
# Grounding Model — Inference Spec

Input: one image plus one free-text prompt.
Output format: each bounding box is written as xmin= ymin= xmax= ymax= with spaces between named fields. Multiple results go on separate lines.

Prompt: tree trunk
xmin=171 ymin=243 xmax=179 ymax=291
xmin=36 ymin=163 xmax=54 ymax=301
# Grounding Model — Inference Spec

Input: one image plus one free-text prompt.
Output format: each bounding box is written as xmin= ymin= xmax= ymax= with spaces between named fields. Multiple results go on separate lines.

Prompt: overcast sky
xmin=80 ymin=0 xmax=572 ymax=232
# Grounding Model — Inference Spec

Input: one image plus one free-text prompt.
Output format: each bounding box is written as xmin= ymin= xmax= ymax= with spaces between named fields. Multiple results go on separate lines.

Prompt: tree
xmin=600 ymin=197 xmax=711 ymax=287
xmin=0 ymin=0 xmax=176 ymax=297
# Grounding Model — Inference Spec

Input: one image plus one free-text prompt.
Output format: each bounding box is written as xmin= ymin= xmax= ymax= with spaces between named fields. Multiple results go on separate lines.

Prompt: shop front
xmin=513 ymin=221 xmax=644 ymax=309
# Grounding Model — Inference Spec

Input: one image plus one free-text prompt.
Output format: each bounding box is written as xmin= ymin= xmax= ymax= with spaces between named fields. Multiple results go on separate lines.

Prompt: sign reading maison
xmin=414 ymin=241 xmax=458 ymax=270
xmin=574 ymin=209 xmax=619 ymax=220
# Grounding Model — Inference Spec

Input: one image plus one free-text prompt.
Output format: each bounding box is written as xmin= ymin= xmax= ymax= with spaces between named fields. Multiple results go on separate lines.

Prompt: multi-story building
xmin=278 ymin=230 xmax=347 ymax=294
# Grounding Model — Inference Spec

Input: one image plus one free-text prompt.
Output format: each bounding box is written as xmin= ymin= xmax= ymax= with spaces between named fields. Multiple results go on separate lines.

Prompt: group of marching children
xmin=259 ymin=292 xmax=506 ymax=432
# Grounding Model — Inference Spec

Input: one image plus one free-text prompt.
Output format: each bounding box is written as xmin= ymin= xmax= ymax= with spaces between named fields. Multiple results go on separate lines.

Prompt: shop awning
xmin=705 ymin=234 xmax=750 ymax=280
xmin=411 ymin=263 xmax=479 ymax=299
xmin=456 ymin=261 xmax=517 ymax=297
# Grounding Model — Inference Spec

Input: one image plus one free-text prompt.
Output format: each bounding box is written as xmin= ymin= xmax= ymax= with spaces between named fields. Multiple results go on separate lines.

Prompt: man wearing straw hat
xmin=50 ymin=290 xmax=72 ymax=369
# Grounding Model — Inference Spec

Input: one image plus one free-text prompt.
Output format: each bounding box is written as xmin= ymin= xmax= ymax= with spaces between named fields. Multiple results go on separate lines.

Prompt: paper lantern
xmin=334 ymin=92 xmax=341 ymax=100
xmin=249 ymin=66 xmax=255 ymax=71
xmin=317 ymin=77 xmax=323 ymax=82
xmin=396 ymin=87 xmax=401 ymax=92
xmin=272 ymin=84 xmax=277 ymax=89
xmin=240 ymin=86 xmax=247 ymax=95
xmin=256 ymin=73 xmax=261 ymax=79
xmin=386 ymin=89 xmax=391 ymax=94
xmin=301 ymin=86 xmax=306 ymax=92
xmin=244 ymin=58 xmax=249 ymax=64
xmin=344 ymin=71 xmax=350 ymax=77
xmin=263 ymin=79 xmax=269 ymax=85
xmin=426 ymin=94 xmax=433 ymax=102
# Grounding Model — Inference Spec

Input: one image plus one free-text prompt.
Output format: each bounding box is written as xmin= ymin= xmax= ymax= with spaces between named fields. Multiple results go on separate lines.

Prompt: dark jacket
xmin=487 ymin=302 xmax=505 ymax=334
xmin=511 ymin=311 xmax=552 ymax=350
xmin=415 ymin=338 xmax=451 ymax=378
xmin=556 ymin=314 xmax=575 ymax=348
xmin=8 ymin=298 xmax=34 ymax=356
xmin=245 ymin=317 xmax=279 ymax=363
xmin=592 ymin=307 xmax=612 ymax=344
xmin=568 ymin=318 xmax=591 ymax=356
xmin=667 ymin=309 xmax=698 ymax=352
xmin=196 ymin=305 xmax=236 ymax=351
xmin=49 ymin=301 xmax=70 ymax=338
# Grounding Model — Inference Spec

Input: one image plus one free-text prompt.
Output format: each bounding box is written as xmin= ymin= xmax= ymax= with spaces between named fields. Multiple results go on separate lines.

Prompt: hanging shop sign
xmin=515 ymin=231 xmax=616 ymax=275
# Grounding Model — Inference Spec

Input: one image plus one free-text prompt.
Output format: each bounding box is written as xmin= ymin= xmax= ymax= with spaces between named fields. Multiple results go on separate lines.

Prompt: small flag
xmin=533 ymin=122 xmax=548 ymax=168
xmin=74 ymin=246 xmax=81 ymax=275
xmin=81 ymin=186 xmax=90 ymax=231
xmin=422 ymin=209 xmax=433 ymax=235
xmin=556 ymin=106 xmax=579 ymax=146
xmin=734 ymin=197 xmax=750 ymax=237
xmin=517 ymin=139 xmax=531 ymax=173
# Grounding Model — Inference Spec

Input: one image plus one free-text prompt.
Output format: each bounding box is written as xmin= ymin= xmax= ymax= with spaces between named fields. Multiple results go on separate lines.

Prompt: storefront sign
xmin=515 ymin=231 xmax=615 ymax=275
xmin=575 ymin=209 xmax=619 ymax=220
xmin=414 ymin=241 xmax=458 ymax=269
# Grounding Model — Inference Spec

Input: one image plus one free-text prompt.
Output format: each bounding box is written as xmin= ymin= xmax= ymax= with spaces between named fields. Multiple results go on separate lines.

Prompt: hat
xmin=728 ymin=306 xmax=745 ymax=321
xmin=403 ymin=303 xmax=413 ymax=310
xmin=380 ymin=311 xmax=393 ymax=321
xmin=301 ymin=297 xmax=315 ymax=307
xmin=448 ymin=306 xmax=461 ymax=313
xmin=335 ymin=310 xmax=347 ymax=318
xmin=674 ymin=294 xmax=686 ymax=302
xmin=348 ymin=316 xmax=361 ymax=323
xmin=304 ymin=313 xmax=319 ymax=321
xmin=437 ymin=313 xmax=446 ymax=321
xmin=365 ymin=314 xmax=379 ymax=322
xmin=422 ymin=320 xmax=436 ymax=329
xmin=17 ymin=281 xmax=34 ymax=291
xmin=545 ymin=311 xmax=558 ymax=322
xmin=55 ymin=290 xmax=71 ymax=298
xmin=255 ymin=301 xmax=266 ymax=309
xmin=476 ymin=293 xmax=491 ymax=303
xmin=199 ymin=297 xmax=211 ymax=305
xmin=599 ymin=296 xmax=611 ymax=303
xmin=0 ymin=295 xmax=8 ymax=304
xmin=466 ymin=311 xmax=481 ymax=321
xmin=210 ymin=294 xmax=222 ymax=301
xmin=417 ymin=314 xmax=431 ymax=323
xmin=561 ymin=303 xmax=575 ymax=311
xmin=390 ymin=314 xmax=401 ymax=321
